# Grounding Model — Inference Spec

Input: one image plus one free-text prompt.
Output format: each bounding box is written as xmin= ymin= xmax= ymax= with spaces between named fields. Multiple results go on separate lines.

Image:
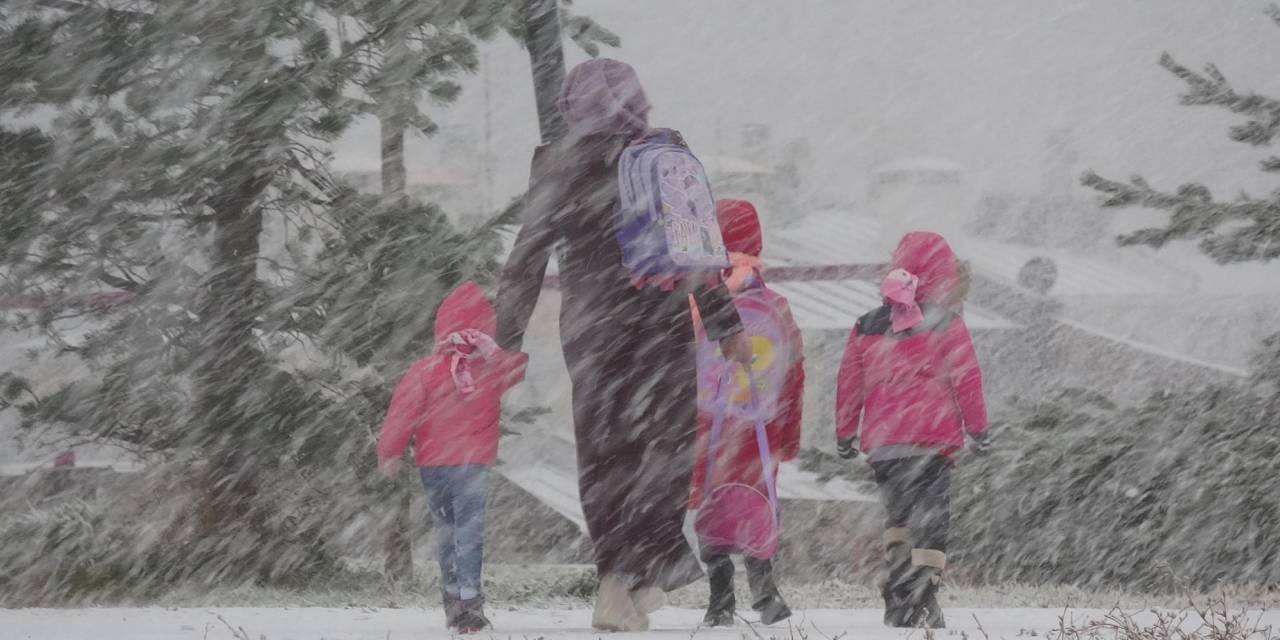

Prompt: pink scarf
xmin=881 ymin=268 xmax=924 ymax=333
xmin=434 ymin=329 xmax=499 ymax=394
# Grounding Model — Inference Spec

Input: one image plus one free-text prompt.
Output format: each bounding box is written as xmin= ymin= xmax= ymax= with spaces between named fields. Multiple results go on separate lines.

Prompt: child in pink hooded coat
xmin=377 ymin=281 xmax=528 ymax=633
xmin=688 ymin=199 xmax=804 ymax=627
xmin=835 ymin=232 xmax=990 ymax=629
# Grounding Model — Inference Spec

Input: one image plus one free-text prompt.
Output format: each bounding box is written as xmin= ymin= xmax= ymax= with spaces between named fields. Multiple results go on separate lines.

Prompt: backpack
xmin=616 ymin=129 xmax=729 ymax=277
xmin=694 ymin=366 xmax=780 ymax=559
xmin=695 ymin=286 xmax=796 ymax=421
xmin=690 ymin=286 xmax=796 ymax=559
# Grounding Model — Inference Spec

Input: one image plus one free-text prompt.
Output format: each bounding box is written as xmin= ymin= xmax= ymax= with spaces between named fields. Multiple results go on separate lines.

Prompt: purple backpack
xmin=616 ymin=129 xmax=729 ymax=277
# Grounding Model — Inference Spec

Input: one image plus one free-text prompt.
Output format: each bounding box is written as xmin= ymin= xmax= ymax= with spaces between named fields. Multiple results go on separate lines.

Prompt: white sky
xmin=334 ymin=0 xmax=1280 ymax=208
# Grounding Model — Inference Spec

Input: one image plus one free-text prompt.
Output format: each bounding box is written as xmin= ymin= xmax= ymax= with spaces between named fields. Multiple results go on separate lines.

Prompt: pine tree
xmin=0 ymin=0 xmax=618 ymax=590
xmin=1082 ymin=6 xmax=1280 ymax=264
xmin=1081 ymin=3 xmax=1280 ymax=384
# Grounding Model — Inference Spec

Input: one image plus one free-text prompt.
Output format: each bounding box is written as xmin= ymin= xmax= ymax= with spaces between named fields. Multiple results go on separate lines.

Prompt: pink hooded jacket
xmin=376 ymin=282 xmax=528 ymax=467
xmin=835 ymin=233 xmax=987 ymax=457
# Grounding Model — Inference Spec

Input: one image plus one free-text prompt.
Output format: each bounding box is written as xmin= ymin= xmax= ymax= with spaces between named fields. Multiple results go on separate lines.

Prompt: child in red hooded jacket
xmin=835 ymin=232 xmax=989 ymax=629
xmin=690 ymin=199 xmax=804 ymax=627
xmin=376 ymin=281 xmax=528 ymax=633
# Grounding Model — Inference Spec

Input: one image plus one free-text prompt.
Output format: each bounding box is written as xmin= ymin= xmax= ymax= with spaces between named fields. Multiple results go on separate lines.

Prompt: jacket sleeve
xmin=775 ymin=358 xmax=805 ymax=462
xmin=496 ymin=145 xmax=558 ymax=351
xmin=773 ymin=303 xmax=805 ymax=461
xmin=942 ymin=315 xmax=988 ymax=434
xmin=835 ymin=326 xmax=865 ymax=442
xmin=376 ymin=362 xmax=427 ymax=459
xmin=491 ymin=349 xmax=530 ymax=392
xmin=692 ymin=280 xmax=744 ymax=342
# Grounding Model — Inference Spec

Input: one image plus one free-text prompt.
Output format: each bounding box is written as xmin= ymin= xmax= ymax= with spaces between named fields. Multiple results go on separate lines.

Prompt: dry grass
xmin=1049 ymin=593 xmax=1274 ymax=640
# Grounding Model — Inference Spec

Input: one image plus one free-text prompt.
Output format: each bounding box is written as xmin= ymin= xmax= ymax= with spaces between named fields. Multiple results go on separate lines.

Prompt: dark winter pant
xmin=420 ymin=464 xmax=489 ymax=601
xmin=702 ymin=546 xmax=782 ymax=612
xmin=870 ymin=455 xmax=952 ymax=552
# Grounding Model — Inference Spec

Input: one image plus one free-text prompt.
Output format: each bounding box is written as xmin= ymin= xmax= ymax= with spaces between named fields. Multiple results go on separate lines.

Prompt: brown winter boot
xmin=879 ymin=527 xmax=913 ymax=627
xmin=904 ymin=549 xmax=946 ymax=629
xmin=592 ymin=574 xmax=649 ymax=632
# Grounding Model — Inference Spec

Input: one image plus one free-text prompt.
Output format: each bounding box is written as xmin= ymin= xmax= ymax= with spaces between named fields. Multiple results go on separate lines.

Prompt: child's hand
xmin=719 ymin=330 xmax=753 ymax=368
xmin=378 ymin=457 xmax=402 ymax=480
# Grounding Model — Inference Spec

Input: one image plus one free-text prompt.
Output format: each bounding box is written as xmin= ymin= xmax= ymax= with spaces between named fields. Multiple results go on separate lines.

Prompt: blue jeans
xmin=419 ymin=464 xmax=489 ymax=600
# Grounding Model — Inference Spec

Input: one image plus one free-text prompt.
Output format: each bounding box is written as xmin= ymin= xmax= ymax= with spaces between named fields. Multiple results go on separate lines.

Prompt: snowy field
xmin=10 ymin=605 xmax=1278 ymax=640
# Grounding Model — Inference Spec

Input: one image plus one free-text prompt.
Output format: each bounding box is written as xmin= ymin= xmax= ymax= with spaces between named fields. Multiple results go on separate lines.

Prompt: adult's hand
xmin=378 ymin=457 xmax=402 ymax=480
xmin=719 ymin=331 xmax=753 ymax=367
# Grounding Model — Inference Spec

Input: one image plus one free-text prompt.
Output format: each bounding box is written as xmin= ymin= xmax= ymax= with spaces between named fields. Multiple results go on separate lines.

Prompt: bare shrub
xmin=1050 ymin=594 xmax=1273 ymax=640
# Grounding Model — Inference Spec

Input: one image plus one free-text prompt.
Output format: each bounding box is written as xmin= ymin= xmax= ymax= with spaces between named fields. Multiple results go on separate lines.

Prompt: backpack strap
xmin=700 ymin=364 xmax=780 ymax=525
xmin=635 ymin=127 xmax=684 ymax=147
xmin=744 ymin=367 xmax=780 ymax=532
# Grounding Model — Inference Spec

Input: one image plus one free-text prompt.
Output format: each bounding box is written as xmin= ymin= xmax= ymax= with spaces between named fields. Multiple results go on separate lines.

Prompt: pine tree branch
xmin=93 ymin=268 xmax=145 ymax=294
xmin=1082 ymin=170 xmax=1280 ymax=263
xmin=34 ymin=0 xmax=151 ymax=22
xmin=1159 ymin=51 xmax=1280 ymax=146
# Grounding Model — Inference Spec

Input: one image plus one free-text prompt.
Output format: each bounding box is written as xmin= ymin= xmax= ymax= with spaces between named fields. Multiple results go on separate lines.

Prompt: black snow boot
xmin=451 ymin=597 xmax=491 ymax=634
xmin=879 ymin=529 xmax=913 ymax=627
xmin=441 ymin=590 xmax=461 ymax=629
xmin=901 ymin=550 xmax=946 ymax=629
xmin=904 ymin=566 xmax=945 ymax=629
xmin=755 ymin=595 xmax=792 ymax=626
xmin=745 ymin=557 xmax=791 ymax=625
xmin=703 ymin=553 xmax=736 ymax=627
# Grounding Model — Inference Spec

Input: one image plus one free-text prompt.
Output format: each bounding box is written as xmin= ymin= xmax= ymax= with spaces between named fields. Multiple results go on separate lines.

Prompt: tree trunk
xmin=522 ymin=0 xmax=568 ymax=144
xmin=377 ymin=25 xmax=415 ymax=584
xmin=379 ymin=95 xmax=407 ymax=201
xmin=189 ymin=76 xmax=286 ymax=580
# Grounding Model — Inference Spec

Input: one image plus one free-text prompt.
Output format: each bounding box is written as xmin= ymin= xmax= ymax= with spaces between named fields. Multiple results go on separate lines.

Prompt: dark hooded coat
xmin=496 ymin=59 xmax=742 ymax=589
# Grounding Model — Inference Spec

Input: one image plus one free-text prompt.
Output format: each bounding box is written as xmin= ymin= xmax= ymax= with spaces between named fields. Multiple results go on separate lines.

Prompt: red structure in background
xmin=0 ymin=291 xmax=134 ymax=311
xmin=53 ymin=450 xmax=75 ymax=468
xmin=540 ymin=263 xmax=885 ymax=290
xmin=0 ymin=266 xmax=886 ymax=307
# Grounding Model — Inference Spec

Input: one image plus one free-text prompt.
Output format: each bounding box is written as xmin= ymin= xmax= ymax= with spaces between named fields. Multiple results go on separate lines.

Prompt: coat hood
xmin=434 ymin=281 xmax=495 ymax=342
xmin=716 ymin=199 xmax=763 ymax=257
xmin=888 ymin=232 xmax=961 ymax=304
xmin=559 ymin=58 xmax=651 ymax=137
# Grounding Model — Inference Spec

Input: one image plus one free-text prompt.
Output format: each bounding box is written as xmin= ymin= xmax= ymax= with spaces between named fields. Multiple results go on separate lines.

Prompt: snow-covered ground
xmin=11 ymin=605 xmax=1276 ymax=640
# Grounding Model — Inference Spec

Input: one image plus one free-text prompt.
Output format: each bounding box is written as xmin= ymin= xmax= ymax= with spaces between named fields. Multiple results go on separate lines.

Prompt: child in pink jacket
xmin=688 ymin=199 xmax=805 ymax=627
xmin=835 ymin=232 xmax=989 ymax=629
xmin=376 ymin=281 xmax=527 ymax=633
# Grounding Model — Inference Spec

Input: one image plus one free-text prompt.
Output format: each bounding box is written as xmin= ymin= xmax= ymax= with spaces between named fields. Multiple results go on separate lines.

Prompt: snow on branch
xmin=1081 ymin=171 xmax=1280 ymax=264
xmin=1158 ymin=51 xmax=1280 ymax=146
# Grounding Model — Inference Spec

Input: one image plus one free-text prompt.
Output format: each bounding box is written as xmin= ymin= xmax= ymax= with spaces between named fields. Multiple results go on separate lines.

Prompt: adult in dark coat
xmin=496 ymin=58 xmax=749 ymax=632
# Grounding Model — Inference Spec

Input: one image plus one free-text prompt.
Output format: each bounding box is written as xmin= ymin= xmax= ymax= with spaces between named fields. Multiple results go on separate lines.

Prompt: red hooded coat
xmin=376 ymin=281 xmax=528 ymax=467
xmin=836 ymin=232 xmax=987 ymax=457
xmin=689 ymin=200 xmax=805 ymax=510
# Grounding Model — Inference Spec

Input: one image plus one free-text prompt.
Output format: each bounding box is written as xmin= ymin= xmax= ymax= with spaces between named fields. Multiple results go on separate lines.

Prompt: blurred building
xmin=867 ymin=156 xmax=967 ymax=255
